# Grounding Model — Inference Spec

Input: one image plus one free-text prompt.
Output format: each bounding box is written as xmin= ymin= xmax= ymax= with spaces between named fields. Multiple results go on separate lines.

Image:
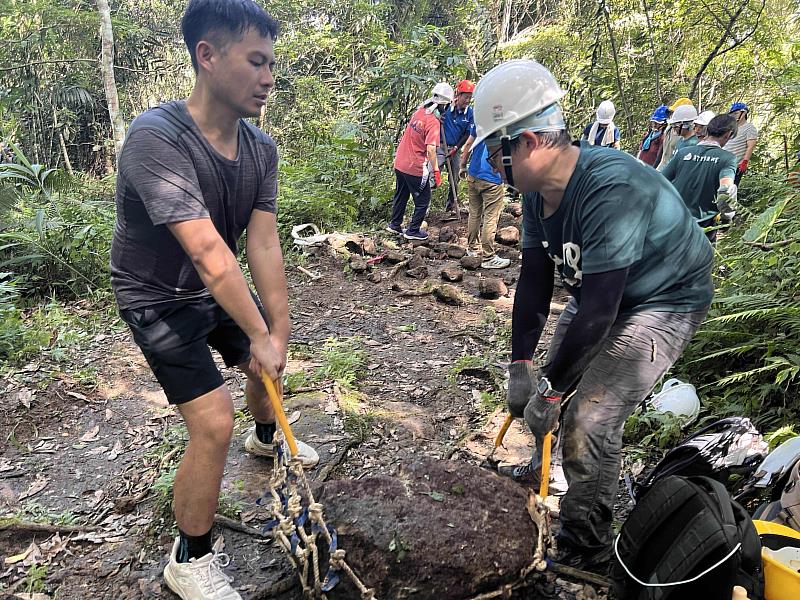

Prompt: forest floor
xmin=0 ymin=207 xmax=623 ymax=600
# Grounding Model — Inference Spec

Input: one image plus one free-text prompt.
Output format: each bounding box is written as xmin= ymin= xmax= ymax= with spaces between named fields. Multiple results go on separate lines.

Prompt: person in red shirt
xmin=387 ymin=82 xmax=454 ymax=241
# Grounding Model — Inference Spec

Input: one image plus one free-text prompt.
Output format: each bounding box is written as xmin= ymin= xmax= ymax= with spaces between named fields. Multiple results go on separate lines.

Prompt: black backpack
xmin=633 ymin=417 xmax=766 ymax=501
xmin=611 ymin=475 xmax=764 ymax=600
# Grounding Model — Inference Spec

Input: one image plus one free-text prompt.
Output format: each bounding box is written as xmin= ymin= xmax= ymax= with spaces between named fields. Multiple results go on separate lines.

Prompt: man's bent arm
xmin=743 ymin=139 xmax=757 ymax=162
xmin=544 ymin=267 xmax=628 ymax=392
xmin=511 ymin=247 xmax=555 ymax=361
xmin=246 ymin=210 xmax=290 ymax=353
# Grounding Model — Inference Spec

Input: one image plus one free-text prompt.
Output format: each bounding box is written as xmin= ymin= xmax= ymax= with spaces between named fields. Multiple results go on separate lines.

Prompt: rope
xmin=258 ymin=428 xmax=375 ymax=599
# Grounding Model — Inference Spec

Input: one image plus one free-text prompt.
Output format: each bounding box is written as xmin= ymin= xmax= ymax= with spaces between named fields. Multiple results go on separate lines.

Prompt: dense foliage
xmin=1 ymin=0 xmax=799 ymax=426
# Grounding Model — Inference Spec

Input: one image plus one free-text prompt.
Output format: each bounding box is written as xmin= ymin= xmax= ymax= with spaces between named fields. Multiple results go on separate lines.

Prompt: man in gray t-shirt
xmin=111 ymin=2 xmax=317 ymax=597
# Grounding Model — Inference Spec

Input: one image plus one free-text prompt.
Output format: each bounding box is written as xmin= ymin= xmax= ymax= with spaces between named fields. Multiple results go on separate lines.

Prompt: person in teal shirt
xmin=471 ymin=60 xmax=713 ymax=573
xmin=663 ymin=114 xmax=739 ymax=241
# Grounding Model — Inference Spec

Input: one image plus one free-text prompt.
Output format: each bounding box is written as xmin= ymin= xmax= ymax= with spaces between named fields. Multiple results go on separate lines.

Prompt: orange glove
xmin=434 ymin=170 xmax=442 ymax=188
xmin=738 ymin=159 xmax=749 ymax=173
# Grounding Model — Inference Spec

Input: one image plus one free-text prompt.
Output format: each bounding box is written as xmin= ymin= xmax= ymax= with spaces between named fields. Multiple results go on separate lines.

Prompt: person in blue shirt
xmin=581 ymin=100 xmax=620 ymax=149
xmin=458 ymin=124 xmax=511 ymax=269
xmin=438 ymin=79 xmax=475 ymax=215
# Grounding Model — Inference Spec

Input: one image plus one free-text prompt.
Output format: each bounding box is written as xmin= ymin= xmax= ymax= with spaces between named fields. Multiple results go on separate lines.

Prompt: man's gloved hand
xmin=459 ymin=167 xmax=468 ymax=181
xmin=716 ymin=184 xmax=738 ymax=222
xmin=447 ymin=147 xmax=457 ymax=158
xmin=507 ymin=360 xmax=535 ymax=418
xmin=738 ymin=159 xmax=749 ymax=173
xmin=434 ymin=170 xmax=442 ymax=188
xmin=523 ymin=388 xmax=562 ymax=442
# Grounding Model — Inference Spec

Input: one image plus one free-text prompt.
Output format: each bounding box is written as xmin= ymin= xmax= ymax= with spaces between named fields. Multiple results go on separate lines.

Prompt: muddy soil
xmin=0 ymin=210 xmax=613 ymax=600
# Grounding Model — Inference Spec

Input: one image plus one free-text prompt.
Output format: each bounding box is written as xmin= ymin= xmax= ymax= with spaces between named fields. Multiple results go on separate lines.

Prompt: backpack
xmin=633 ymin=417 xmax=767 ymax=501
xmin=611 ymin=475 xmax=764 ymax=600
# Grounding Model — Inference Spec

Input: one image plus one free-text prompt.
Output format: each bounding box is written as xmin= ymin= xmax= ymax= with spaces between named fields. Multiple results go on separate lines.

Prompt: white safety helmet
xmin=649 ymin=378 xmax=700 ymax=428
xmin=694 ymin=110 xmax=715 ymax=126
xmin=430 ymin=82 xmax=455 ymax=105
xmin=472 ymin=59 xmax=567 ymax=147
xmin=667 ymin=104 xmax=699 ymax=124
xmin=596 ymin=100 xmax=616 ymax=124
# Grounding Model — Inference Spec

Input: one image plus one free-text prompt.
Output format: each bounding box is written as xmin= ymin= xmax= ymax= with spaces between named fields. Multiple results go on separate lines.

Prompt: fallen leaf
xmin=87 ymin=445 xmax=110 ymax=456
xmin=427 ymin=491 xmax=445 ymax=502
xmin=80 ymin=425 xmax=100 ymax=442
xmin=287 ymin=410 xmax=301 ymax=425
xmin=107 ymin=440 xmax=123 ymax=461
xmin=4 ymin=541 xmax=41 ymax=565
xmin=105 ymin=409 xmax=113 ymax=422
xmin=66 ymin=390 xmax=87 ymax=402
xmin=18 ymin=474 xmax=48 ymax=501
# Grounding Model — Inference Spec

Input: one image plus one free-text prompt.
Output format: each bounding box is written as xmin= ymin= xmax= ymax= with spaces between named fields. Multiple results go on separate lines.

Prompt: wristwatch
xmin=537 ymin=376 xmax=563 ymax=400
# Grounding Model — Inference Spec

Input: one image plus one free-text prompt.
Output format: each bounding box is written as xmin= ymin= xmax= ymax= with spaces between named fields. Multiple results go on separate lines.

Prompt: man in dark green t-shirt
xmin=472 ymin=60 xmax=713 ymax=573
xmin=663 ymin=114 xmax=738 ymax=241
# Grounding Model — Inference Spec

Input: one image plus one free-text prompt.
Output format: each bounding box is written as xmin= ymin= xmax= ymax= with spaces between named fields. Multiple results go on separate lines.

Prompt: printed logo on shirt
xmin=682 ymin=152 xmax=720 ymax=164
xmin=409 ymin=119 xmax=425 ymax=134
xmin=548 ymin=242 xmax=583 ymax=288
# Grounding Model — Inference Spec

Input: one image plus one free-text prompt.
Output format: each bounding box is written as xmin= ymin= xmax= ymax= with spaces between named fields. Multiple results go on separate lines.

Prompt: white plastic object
xmin=431 ymin=82 xmax=455 ymax=104
xmin=291 ymin=223 xmax=329 ymax=246
xmin=754 ymin=436 xmax=800 ymax=487
xmin=472 ymin=59 xmax=566 ymax=146
xmin=694 ymin=110 xmax=715 ymax=126
xmin=649 ymin=378 xmax=700 ymax=428
xmin=596 ymin=100 xmax=616 ymax=124
xmin=731 ymin=585 xmax=749 ymax=600
xmin=763 ymin=546 xmax=800 ymax=571
xmin=668 ymin=104 xmax=699 ymax=124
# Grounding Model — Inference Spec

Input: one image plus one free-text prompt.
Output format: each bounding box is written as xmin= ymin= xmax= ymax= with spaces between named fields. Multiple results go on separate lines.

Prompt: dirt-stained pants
xmin=466 ymin=175 xmax=505 ymax=259
xmin=535 ymin=298 xmax=708 ymax=551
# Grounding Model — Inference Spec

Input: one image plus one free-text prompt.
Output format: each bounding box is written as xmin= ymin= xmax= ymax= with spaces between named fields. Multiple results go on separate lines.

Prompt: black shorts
xmin=119 ymin=295 xmax=266 ymax=404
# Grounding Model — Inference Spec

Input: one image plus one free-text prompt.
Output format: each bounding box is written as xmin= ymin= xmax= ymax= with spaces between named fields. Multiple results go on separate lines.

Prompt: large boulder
xmin=315 ymin=457 xmax=537 ymax=599
xmin=495 ymin=226 xmax=520 ymax=247
xmin=446 ymin=244 xmax=467 ymax=259
xmin=460 ymin=255 xmax=483 ymax=271
xmin=385 ymin=250 xmax=407 ymax=264
xmin=438 ymin=226 xmax=457 ymax=243
xmin=505 ymin=202 xmax=523 ymax=217
xmin=440 ymin=266 xmax=463 ymax=282
xmin=479 ymin=277 xmax=509 ymax=299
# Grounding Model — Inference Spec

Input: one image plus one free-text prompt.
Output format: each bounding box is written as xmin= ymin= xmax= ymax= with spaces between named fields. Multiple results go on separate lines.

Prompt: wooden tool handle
xmin=494 ymin=414 xmax=514 ymax=448
xmin=261 ymin=373 xmax=298 ymax=456
xmin=539 ymin=432 xmax=552 ymax=499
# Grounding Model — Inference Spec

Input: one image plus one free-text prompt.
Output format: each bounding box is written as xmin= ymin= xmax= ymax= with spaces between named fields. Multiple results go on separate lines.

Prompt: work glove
xmin=447 ymin=147 xmax=457 ymax=158
xmin=523 ymin=388 xmax=562 ymax=444
xmin=738 ymin=159 xmax=749 ymax=173
xmin=434 ymin=170 xmax=442 ymax=188
xmin=507 ymin=360 xmax=535 ymax=418
xmin=716 ymin=184 xmax=738 ymax=222
xmin=459 ymin=167 xmax=468 ymax=181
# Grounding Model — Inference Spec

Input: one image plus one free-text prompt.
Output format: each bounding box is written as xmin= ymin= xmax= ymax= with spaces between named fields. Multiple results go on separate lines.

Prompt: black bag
xmin=611 ymin=475 xmax=764 ymax=600
xmin=633 ymin=417 xmax=766 ymax=501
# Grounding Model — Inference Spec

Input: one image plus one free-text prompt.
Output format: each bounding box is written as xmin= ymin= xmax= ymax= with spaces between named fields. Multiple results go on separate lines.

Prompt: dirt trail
xmin=0 ymin=212 xmax=596 ymax=600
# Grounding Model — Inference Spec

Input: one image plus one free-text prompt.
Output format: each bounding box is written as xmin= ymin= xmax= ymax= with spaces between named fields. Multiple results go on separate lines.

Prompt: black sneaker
xmin=498 ymin=460 xmax=540 ymax=486
xmin=551 ymin=543 xmax=613 ymax=575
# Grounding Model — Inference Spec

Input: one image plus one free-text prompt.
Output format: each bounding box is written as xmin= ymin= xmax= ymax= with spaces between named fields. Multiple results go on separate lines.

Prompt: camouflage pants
xmin=540 ymin=299 xmax=708 ymax=550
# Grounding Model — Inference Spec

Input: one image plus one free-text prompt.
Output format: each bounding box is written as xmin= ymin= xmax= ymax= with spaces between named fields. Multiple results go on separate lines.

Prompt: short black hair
xmin=707 ymin=114 xmax=738 ymax=139
xmin=181 ymin=0 xmax=280 ymax=72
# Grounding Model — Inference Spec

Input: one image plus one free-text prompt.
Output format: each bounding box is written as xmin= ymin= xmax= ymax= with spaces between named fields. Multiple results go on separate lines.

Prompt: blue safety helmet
xmin=650 ymin=105 xmax=669 ymax=123
xmin=729 ymin=101 xmax=749 ymax=113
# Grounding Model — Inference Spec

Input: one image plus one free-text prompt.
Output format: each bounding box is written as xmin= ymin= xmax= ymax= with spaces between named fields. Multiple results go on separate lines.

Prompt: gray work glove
xmin=524 ymin=389 xmax=561 ymax=443
xmin=507 ymin=360 xmax=535 ymax=418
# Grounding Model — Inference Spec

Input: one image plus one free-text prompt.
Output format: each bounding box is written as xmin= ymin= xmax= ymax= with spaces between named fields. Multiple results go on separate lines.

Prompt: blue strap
xmin=321 ymin=570 xmax=340 ymax=592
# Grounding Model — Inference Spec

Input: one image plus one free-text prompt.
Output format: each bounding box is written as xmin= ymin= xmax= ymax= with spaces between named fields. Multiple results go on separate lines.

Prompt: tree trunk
xmin=601 ymin=1 xmax=634 ymax=136
xmin=96 ymin=0 xmax=125 ymax=165
xmin=641 ymin=0 xmax=661 ymax=101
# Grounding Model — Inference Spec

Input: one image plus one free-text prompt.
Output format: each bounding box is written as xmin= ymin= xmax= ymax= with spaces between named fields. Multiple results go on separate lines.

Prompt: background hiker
xmin=473 ymin=59 xmax=713 ymax=574
xmin=663 ymin=114 xmax=739 ymax=242
xmin=724 ymin=101 xmax=759 ymax=185
xmin=636 ymin=104 xmax=669 ymax=166
xmin=438 ymin=79 xmax=475 ymax=217
xmin=458 ymin=125 xmax=511 ymax=269
xmin=387 ymin=82 xmax=453 ymax=241
xmin=693 ymin=110 xmax=715 ymax=141
xmin=669 ymin=102 xmax=700 ymax=153
xmin=656 ymin=96 xmax=692 ymax=170
xmin=581 ymin=100 xmax=620 ymax=149
xmin=109 ymin=2 xmax=318 ymax=598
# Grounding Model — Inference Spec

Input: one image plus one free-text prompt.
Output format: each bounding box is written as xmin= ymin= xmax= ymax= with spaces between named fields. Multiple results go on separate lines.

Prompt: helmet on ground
xmin=650 ymin=105 xmax=669 ymax=123
xmin=729 ymin=101 xmax=749 ymax=113
xmin=472 ymin=59 xmax=567 ymax=146
xmin=431 ymin=82 xmax=454 ymax=105
xmin=596 ymin=100 xmax=616 ymax=124
xmin=649 ymin=378 xmax=700 ymax=428
xmin=667 ymin=103 xmax=698 ymax=124
xmin=669 ymin=97 xmax=692 ymax=112
xmin=455 ymin=79 xmax=475 ymax=94
xmin=694 ymin=110 xmax=715 ymax=126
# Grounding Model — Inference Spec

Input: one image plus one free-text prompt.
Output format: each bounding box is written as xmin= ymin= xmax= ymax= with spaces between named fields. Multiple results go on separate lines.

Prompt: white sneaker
xmin=244 ymin=427 xmax=320 ymax=468
xmin=481 ymin=255 xmax=511 ymax=269
xmin=163 ymin=538 xmax=242 ymax=600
